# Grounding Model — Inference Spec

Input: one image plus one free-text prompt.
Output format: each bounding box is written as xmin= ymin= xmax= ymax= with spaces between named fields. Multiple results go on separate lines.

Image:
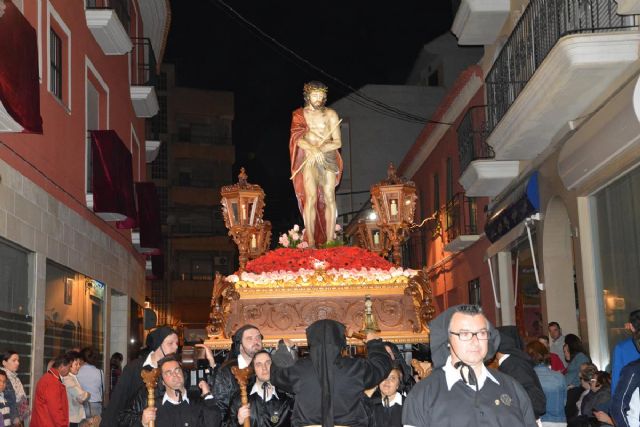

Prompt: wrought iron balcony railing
xmin=457 ymin=105 xmax=495 ymax=174
xmin=485 ymin=0 xmax=634 ymax=134
xmin=86 ymin=0 xmax=131 ymax=33
xmin=444 ymin=192 xmax=478 ymax=243
xmin=130 ymin=37 xmax=157 ymax=86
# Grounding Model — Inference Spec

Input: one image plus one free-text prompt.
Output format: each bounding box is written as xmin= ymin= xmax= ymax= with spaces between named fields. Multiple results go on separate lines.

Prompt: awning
xmin=0 ymin=1 xmax=43 ymax=133
xmin=485 ymin=171 xmax=540 ymax=243
xmin=134 ymin=182 xmax=161 ymax=254
xmin=90 ymin=130 xmax=137 ymax=226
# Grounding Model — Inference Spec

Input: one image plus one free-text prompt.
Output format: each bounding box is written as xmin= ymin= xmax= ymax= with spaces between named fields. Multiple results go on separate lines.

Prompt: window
xmin=468 ymin=278 xmax=481 ymax=306
xmin=50 ymin=29 xmax=62 ymax=100
xmin=433 ymin=173 xmax=440 ymax=213
xmin=446 ymin=157 xmax=453 ymax=202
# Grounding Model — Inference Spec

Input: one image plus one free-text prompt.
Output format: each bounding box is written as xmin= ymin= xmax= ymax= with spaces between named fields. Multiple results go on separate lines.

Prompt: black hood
xmin=429 ymin=305 xmax=500 ymax=369
xmin=306 ymin=319 xmax=346 ymax=427
xmin=228 ymin=324 xmax=260 ymax=361
xmin=497 ymin=326 xmax=533 ymax=363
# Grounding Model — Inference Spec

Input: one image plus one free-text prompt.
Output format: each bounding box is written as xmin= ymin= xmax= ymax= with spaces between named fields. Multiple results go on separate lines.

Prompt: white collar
xmin=250 ymin=381 xmax=278 ymax=402
xmin=498 ymin=354 xmax=510 ymax=365
xmin=162 ymin=391 xmax=189 ymax=405
xmin=238 ymin=354 xmax=251 ymax=369
xmin=143 ymin=352 xmax=157 ymax=368
xmin=442 ymin=356 xmax=499 ymax=391
xmin=382 ymin=392 xmax=402 ymax=407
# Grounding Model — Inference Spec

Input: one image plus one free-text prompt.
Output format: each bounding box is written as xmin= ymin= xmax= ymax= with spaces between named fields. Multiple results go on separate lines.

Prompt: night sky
xmin=164 ymin=0 xmax=454 ymax=231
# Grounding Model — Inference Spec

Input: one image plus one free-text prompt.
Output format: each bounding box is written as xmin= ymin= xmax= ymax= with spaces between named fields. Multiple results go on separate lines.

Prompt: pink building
xmin=0 ymin=0 xmax=169 ymax=398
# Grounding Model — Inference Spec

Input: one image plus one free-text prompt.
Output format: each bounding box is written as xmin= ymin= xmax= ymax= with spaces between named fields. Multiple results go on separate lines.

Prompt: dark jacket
xmin=611 ymin=359 xmax=640 ymax=427
xmin=229 ymin=382 xmax=293 ymax=427
xmin=368 ymin=393 xmax=403 ymax=427
xmin=212 ymin=359 xmax=246 ymax=427
xmin=271 ymin=327 xmax=391 ymax=427
xmin=101 ymin=351 xmax=150 ymax=427
xmin=497 ymin=326 xmax=547 ymax=419
xmin=118 ymin=383 xmax=221 ymax=427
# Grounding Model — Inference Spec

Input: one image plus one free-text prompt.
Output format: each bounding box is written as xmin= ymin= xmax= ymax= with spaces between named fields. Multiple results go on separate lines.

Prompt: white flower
xmin=293 ymin=224 xmax=300 ymax=232
xmin=298 ymin=241 xmax=309 ymax=249
xmin=289 ymin=231 xmax=300 ymax=241
xmin=227 ymin=274 xmax=239 ymax=283
xmin=279 ymin=234 xmax=290 ymax=247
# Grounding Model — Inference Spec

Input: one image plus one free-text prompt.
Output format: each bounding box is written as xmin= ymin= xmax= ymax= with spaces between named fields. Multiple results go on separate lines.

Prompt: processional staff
xmin=232 ymin=366 xmax=254 ymax=427
xmin=141 ymin=368 xmax=160 ymax=427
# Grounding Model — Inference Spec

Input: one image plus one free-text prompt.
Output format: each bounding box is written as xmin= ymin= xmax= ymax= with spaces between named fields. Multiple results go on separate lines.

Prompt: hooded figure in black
xmin=101 ymin=326 xmax=178 ymax=427
xmin=212 ymin=324 xmax=262 ymax=427
xmin=381 ymin=342 xmax=415 ymax=394
xmin=270 ymin=319 xmax=391 ymax=427
xmin=402 ymin=305 xmax=537 ymax=427
xmin=495 ymin=326 xmax=547 ymax=419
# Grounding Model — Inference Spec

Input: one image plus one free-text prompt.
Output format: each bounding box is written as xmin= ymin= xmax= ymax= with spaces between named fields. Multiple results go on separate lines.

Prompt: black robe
xmin=102 ymin=352 xmax=149 ymax=427
xmin=229 ymin=385 xmax=293 ymax=427
xmin=402 ymin=368 xmax=537 ymax=427
xmin=369 ymin=394 xmax=403 ymax=427
xmin=271 ymin=336 xmax=391 ymax=427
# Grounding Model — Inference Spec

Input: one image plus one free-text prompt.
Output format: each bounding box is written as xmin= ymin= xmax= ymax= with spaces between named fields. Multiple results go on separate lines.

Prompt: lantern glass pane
xmin=230 ymin=201 xmax=239 ymax=226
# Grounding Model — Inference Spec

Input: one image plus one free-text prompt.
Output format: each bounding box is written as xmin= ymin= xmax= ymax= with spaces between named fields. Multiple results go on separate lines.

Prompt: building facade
xmin=0 ymin=0 xmax=168 ymax=398
xmin=401 ymin=0 xmax=640 ymax=368
xmin=148 ymin=64 xmax=236 ymax=337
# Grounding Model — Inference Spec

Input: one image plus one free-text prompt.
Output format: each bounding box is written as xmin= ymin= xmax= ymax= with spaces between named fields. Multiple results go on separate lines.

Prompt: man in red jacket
xmin=32 ymin=353 xmax=72 ymax=427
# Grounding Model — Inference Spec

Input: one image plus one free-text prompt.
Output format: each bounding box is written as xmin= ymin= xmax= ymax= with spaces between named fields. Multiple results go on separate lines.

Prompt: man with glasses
xmin=119 ymin=355 xmax=221 ymax=427
xmin=403 ymin=304 xmax=537 ymax=427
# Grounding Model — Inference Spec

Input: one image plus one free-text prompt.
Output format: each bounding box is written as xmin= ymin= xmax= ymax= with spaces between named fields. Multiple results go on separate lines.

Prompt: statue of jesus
xmin=289 ymin=81 xmax=343 ymax=247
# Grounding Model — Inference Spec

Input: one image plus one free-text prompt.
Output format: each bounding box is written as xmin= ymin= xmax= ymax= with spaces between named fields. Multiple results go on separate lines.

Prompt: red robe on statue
xmin=289 ymin=107 xmax=343 ymax=246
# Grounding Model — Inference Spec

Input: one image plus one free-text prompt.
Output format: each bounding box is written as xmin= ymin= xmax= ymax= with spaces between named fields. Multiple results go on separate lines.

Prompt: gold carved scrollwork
xmin=404 ymin=269 xmax=435 ymax=332
xmin=207 ymin=273 xmax=239 ymax=339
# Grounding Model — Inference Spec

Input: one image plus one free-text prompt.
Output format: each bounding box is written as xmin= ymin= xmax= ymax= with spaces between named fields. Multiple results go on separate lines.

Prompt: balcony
xmin=85 ymin=0 xmax=132 ymax=55
xmin=444 ymin=193 xmax=480 ymax=253
xmin=130 ymin=38 xmax=159 ymax=118
xmin=451 ymin=0 xmax=510 ymax=45
xmin=457 ymin=105 xmax=519 ymax=197
xmin=486 ymin=0 xmax=640 ymax=162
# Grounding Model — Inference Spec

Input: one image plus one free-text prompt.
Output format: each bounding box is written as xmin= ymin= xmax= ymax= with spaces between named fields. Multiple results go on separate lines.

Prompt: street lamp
xmin=370 ymin=163 xmax=417 ymax=265
xmin=221 ymin=167 xmax=266 ymax=270
xmin=354 ymin=216 xmax=390 ymax=257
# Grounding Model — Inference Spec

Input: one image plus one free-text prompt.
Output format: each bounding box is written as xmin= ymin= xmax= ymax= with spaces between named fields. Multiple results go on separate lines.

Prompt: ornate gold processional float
xmin=204 ymin=165 xmax=436 ymax=349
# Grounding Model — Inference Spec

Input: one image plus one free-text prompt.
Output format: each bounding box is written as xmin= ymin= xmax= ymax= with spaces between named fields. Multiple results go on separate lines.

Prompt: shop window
xmin=44 ymin=262 xmax=104 ymax=370
xmin=0 ymin=239 xmax=32 ymax=394
xmin=594 ymin=165 xmax=640 ymax=356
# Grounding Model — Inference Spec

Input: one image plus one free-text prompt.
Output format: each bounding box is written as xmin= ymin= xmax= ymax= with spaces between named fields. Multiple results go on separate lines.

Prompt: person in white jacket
xmin=63 ymin=351 xmax=90 ymax=427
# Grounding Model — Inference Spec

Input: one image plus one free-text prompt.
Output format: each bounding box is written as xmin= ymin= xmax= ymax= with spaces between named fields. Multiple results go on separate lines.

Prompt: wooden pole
xmin=231 ymin=366 xmax=254 ymax=427
xmin=141 ymin=368 xmax=160 ymax=427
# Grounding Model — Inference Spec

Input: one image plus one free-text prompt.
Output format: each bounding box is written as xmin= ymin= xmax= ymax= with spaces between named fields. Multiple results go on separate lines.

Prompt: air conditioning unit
xmin=214 ymin=256 xmax=228 ymax=266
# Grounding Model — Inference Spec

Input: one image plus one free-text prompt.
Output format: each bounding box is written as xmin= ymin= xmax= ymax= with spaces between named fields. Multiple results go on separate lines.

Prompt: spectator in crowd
xmin=564 ymin=334 xmax=591 ymax=388
xmin=63 ymin=351 xmax=90 ymax=427
xmin=76 ymin=347 xmax=104 ymax=418
xmin=0 ymin=350 xmax=29 ymax=426
xmin=568 ymin=367 xmax=612 ymax=427
xmin=611 ymin=309 xmax=640 ymax=394
xmin=32 ymin=353 xmax=72 ymax=427
xmin=101 ymin=326 xmax=180 ymax=427
xmin=119 ymin=355 xmax=220 ymax=427
xmin=109 ymin=352 xmax=123 ymax=398
xmin=526 ymin=340 xmax=567 ymax=427
xmin=496 ymin=326 xmax=547 ymax=421
xmin=610 ymin=358 xmax=640 ymax=427
xmin=549 ymin=322 xmax=568 ymax=369
xmin=0 ymin=370 xmax=11 ymax=427
xmin=231 ymin=350 xmax=293 ymax=427
xmin=539 ymin=336 xmax=567 ymax=373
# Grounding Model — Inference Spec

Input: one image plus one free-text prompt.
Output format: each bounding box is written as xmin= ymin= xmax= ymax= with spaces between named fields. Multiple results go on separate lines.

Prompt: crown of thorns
xmin=303 ymin=82 xmax=328 ymax=95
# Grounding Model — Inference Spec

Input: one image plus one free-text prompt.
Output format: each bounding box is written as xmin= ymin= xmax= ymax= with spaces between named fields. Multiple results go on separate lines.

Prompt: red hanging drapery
xmin=0 ymin=1 xmax=43 ymax=133
xmin=134 ymin=182 xmax=162 ymax=254
xmin=90 ymin=130 xmax=137 ymax=227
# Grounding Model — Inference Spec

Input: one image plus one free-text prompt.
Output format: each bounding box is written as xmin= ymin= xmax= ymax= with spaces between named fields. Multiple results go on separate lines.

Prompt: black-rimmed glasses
xmin=449 ymin=330 xmax=489 ymax=341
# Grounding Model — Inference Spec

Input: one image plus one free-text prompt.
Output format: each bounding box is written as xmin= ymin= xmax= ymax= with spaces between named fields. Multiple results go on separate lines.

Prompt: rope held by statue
xmin=290 ymin=119 xmax=343 ymax=180
xmin=232 ymin=366 xmax=254 ymax=427
xmin=141 ymin=368 xmax=160 ymax=427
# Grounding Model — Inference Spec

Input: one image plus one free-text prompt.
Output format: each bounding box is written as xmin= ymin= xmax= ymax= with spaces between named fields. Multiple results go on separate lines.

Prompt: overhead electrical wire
xmin=210 ymin=0 xmax=455 ymax=126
